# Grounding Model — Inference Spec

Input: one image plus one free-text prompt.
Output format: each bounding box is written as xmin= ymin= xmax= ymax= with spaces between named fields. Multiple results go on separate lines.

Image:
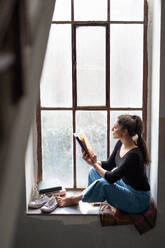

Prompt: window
xmin=37 ymin=0 xmax=148 ymax=189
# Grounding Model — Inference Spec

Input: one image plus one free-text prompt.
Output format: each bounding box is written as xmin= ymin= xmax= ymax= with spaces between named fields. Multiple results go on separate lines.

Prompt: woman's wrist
xmin=96 ymin=161 xmax=102 ymax=166
xmin=93 ymin=161 xmax=102 ymax=167
xmin=92 ymin=161 xmax=106 ymax=178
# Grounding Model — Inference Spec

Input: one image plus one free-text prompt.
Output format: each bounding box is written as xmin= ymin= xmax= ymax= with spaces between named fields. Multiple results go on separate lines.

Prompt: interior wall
xmin=25 ymin=127 xmax=34 ymax=209
xmin=25 ymin=120 xmax=38 ymax=210
xmin=13 ymin=1 xmax=165 ymax=248
xmin=157 ymin=0 xmax=165 ymax=214
xmin=0 ymin=1 xmax=56 ymax=248
xmin=149 ymin=0 xmax=161 ymax=203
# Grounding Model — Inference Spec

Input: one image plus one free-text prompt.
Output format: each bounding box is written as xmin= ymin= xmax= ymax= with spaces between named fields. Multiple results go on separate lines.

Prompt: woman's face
xmin=111 ymin=120 xmax=122 ymax=139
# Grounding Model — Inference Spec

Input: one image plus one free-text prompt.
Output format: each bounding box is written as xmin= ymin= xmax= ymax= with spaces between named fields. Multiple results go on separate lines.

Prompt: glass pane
xmin=40 ymin=25 xmax=72 ymax=107
xmin=110 ymin=24 xmax=143 ymax=108
xmin=111 ymin=0 xmax=144 ymax=21
xmin=110 ymin=111 xmax=142 ymax=154
xmin=74 ymin=0 xmax=107 ymax=21
xmin=41 ymin=111 xmax=73 ymax=188
xmin=77 ymin=27 xmax=106 ymax=106
xmin=76 ymin=111 xmax=107 ymax=188
xmin=52 ymin=0 xmax=71 ymax=21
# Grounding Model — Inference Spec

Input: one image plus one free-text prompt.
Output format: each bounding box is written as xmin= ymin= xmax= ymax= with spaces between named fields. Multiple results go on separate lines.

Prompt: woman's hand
xmin=82 ymin=149 xmax=105 ymax=178
xmin=82 ymin=149 xmax=97 ymax=166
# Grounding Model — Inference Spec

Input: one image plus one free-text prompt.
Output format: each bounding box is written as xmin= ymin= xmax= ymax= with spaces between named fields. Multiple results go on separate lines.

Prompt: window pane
xmin=52 ymin=0 xmax=71 ymax=21
xmin=40 ymin=25 xmax=72 ymax=107
xmin=77 ymin=27 xmax=106 ymax=106
xmin=76 ymin=111 xmax=107 ymax=187
xmin=41 ymin=111 xmax=73 ymax=188
xmin=111 ymin=0 xmax=144 ymax=21
xmin=110 ymin=24 xmax=143 ymax=108
xmin=74 ymin=0 xmax=107 ymax=21
xmin=110 ymin=111 xmax=142 ymax=154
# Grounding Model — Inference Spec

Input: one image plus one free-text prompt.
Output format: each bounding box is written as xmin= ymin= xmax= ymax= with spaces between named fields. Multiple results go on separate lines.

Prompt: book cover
xmin=73 ymin=133 xmax=92 ymax=156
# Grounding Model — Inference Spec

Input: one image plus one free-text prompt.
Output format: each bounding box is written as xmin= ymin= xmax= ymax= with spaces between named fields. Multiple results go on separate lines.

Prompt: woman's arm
xmin=82 ymin=140 xmax=121 ymax=177
xmin=104 ymin=152 xmax=139 ymax=184
xmin=101 ymin=140 xmax=121 ymax=171
xmin=82 ymin=150 xmax=107 ymax=178
xmin=93 ymin=162 xmax=107 ymax=178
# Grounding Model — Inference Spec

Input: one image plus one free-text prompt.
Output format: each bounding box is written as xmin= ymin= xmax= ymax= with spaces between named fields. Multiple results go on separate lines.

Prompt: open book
xmin=73 ymin=133 xmax=91 ymax=156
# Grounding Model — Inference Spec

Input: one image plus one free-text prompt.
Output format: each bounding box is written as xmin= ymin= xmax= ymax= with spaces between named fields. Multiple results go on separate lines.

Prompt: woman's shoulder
xmin=126 ymin=148 xmax=144 ymax=162
xmin=114 ymin=140 xmax=122 ymax=151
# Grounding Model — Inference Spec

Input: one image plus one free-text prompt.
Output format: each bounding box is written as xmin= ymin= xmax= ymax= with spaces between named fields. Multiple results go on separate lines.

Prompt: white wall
xmin=25 ymin=120 xmax=38 ymax=210
xmin=149 ymin=0 xmax=161 ymax=203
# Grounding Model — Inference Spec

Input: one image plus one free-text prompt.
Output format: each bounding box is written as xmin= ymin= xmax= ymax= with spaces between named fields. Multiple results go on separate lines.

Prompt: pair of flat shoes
xmin=28 ymin=195 xmax=58 ymax=213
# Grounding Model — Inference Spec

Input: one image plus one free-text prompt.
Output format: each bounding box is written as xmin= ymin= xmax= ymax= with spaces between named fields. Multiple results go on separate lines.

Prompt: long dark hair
xmin=117 ymin=114 xmax=150 ymax=165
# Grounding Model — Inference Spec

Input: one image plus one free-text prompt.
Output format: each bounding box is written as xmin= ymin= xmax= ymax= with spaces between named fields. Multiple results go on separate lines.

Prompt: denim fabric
xmin=82 ymin=167 xmax=150 ymax=213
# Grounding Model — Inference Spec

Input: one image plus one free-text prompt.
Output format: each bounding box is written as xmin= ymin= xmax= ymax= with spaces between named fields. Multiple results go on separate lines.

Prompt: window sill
xmin=26 ymin=190 xmax=100 ymax=216
xmin=27 ymin=200 xmax=100 ymax=216
xmin=26 ymin=199 xmax=101 ymax=225
xmin=26 ymin=190 xmax=136 ymax=227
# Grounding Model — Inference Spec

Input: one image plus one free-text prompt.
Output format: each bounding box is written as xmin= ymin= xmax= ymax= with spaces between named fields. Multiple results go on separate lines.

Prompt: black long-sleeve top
xmin=101 ymin=140 xmax=150 ymax=191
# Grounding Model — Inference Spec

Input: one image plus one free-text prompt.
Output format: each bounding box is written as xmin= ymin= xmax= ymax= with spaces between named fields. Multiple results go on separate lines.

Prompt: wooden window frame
xmin=37 ymin=0 xmax=148 ymax=189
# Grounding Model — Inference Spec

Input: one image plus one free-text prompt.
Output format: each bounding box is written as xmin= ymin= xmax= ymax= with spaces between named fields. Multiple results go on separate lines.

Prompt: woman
xmin=57 ymin=114 xmax=151 ymax=213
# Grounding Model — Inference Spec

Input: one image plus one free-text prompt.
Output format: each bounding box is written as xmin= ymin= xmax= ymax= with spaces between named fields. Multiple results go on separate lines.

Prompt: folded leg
xmin=82 ymin=177 xmax=150 ymax=213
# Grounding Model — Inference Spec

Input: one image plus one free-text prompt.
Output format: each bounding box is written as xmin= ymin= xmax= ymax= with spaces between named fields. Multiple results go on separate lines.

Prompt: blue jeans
xmin=82 ymin=167 xmax=150 ymax=213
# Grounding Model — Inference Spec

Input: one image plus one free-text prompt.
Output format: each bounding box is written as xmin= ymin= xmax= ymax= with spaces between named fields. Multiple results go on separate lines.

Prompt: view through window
xmin=38 ymin=0 xmax=148 ymax=189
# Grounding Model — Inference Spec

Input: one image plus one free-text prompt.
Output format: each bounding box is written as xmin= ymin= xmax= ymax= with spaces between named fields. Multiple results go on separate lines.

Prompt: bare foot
xmin=56 ymin=195 xmax=82 ymax=207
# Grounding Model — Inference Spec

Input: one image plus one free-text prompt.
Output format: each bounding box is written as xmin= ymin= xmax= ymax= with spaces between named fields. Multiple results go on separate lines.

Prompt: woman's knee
xmin=89 ymin=167 xmax=95 ymax=173
xmin=88 ymin=167 xmax=97 ymax=178
xmin=96 ymin=178 xmax=110 ymax=187
xmin=88 ymin=167 xmax=102 ymax=186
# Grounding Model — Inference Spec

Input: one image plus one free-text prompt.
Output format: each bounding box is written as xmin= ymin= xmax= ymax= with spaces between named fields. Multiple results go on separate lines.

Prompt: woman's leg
xmin=57 ymin=167 xmax=101 ymax=207
xmin=57 ymin=168 xmax=150 ymax=212
xmin=88 ymin=167 xmax=102 ymax=186
xmin=82 ymin=178 xmax=150 ymax=213
xmin=56 ymin=194 xmax=83 ymax=207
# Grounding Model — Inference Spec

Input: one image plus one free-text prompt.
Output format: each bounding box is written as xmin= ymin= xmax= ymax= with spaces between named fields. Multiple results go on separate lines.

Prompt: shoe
xmin=40 ymin=196 xmax=58 ymax=213
xmin=28 ymin=194 xmax=50 ymax=209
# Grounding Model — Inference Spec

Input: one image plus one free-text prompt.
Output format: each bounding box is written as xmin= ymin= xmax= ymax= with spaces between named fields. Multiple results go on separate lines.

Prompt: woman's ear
xmin=122 ymin=128 xmax=128 ymax=137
